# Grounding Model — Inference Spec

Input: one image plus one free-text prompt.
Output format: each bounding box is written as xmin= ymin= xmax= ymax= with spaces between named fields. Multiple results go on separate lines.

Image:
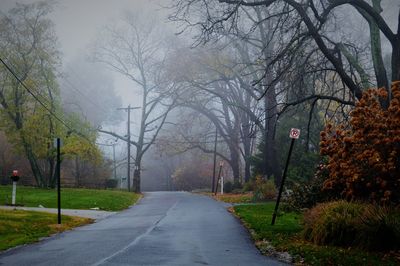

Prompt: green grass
xmin=0 ymin=209 xmax=92 ymax=251
xmin=0 ymin=186 xmax=141 ymax=211
xmin=233 ymin=203 xmax=400 ymax=265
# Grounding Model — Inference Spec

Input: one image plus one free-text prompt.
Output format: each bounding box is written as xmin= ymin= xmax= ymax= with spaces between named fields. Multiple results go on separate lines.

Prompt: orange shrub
xmin=320 ymin=82 xmax=400 ymax=204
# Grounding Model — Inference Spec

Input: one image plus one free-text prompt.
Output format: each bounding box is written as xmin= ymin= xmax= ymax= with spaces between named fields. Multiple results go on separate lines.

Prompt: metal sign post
xmin=55 ymin=138 xmax=61 ymax=224
xmin=271 ymin=128 xmax=300 ymax=225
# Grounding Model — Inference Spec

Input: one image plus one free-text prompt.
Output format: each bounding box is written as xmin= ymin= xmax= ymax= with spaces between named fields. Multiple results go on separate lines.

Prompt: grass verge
xmin=0 ymin=186 xmax=141 ymax=211
xmin=0 ymin=209 xmax=92 ymax=251
xmin=233 ymin=203 xmax=400 ymax=265
xmin=199 ymin=192 xmax=253 ymax=204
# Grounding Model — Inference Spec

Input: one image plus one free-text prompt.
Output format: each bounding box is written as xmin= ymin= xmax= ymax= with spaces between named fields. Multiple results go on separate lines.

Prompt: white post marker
xmin=11 ymin=170 xmax=19 ymax=206
xmin=12 ymin=181 xmax=16 ymax=205
xmin=220 ymin=176 xmax=224 ymax=195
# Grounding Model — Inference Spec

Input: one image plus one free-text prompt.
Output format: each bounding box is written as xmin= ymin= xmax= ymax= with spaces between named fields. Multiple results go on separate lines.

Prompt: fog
xmin=0 ymin=0 xmax=399 ymax=192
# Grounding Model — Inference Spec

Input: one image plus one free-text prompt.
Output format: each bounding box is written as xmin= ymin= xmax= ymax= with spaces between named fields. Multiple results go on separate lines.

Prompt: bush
xmin=253 ymin=176 xmax=276 ymax=201
xmin=303 ymin=201 xmax=400 ymax=250
xmin=285 ymin=163 xmax=335 ymax=210
xmin=303 ymin=201 xmax=364 ymax=246
xmin=320 ymin=82 xmax=400 ymax=204
xmin=224 ymin=181 xmax=233 ymax=193
xmin=232 ymin=180 xmax=243 ymax=190
xmin=105 ymin=179 xmax=118 ymax=189
xmin=357 ymin=205 xmax=400 ymax=250
xmin=242 ymin=181 xmax=254 ymax=192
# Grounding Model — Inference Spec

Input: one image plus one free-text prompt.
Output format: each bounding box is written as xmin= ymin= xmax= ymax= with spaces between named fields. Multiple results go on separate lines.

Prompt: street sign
xmin=289 ymin=128 xmax=300 ymax=139
xmin=272 ymin=127 xmax=300 ymax=225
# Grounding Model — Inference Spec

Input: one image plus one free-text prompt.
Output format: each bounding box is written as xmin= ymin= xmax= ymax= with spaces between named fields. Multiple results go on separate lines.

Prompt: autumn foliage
xmin=320 ymin=82 xmax=400 ymax=205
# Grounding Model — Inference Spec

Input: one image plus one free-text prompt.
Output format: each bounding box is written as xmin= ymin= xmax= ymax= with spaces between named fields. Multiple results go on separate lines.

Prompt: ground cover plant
xmin=0 ymin=186 xmax=141 ymax=211
xmin=303 ymin=201 xmax=400 ymax=251
xmin=212 ymin=193 xmax=253 ymax=204
xmin=0 ymin=209 xmax=92 ymax=251
xmin=233 ymin=202 xmax=400 ymax=265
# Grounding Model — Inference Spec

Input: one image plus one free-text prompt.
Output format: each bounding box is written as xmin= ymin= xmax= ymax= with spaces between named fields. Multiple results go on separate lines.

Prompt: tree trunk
xmin=392 ymin=37 xmax=400 ymax=83
xmin=24 ymin=143 xmax=44 ymax=187
xmin=75 ymin=156 xmax=81 ymax=187
xmin=264 ymin=85 xmax=281 ymax=185
xmin=133 ymin=151 xmax=142 ymax=193
xmin=229 ymin=146 xmax=240 ymax=182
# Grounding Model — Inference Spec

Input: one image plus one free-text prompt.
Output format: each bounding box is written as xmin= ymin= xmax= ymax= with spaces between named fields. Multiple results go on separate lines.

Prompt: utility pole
xmin=211 ymin=128 xmax=217 ymax=193
xmin=117 ymin=105 xmax=140 ymax=192
xmin=112 ymin=142 xmax=117 ymax=180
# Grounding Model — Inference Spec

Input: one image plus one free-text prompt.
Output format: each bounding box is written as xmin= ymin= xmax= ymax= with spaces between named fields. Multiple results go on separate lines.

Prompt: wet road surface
xmin=0 ymin=192 xmax=286 ymax=266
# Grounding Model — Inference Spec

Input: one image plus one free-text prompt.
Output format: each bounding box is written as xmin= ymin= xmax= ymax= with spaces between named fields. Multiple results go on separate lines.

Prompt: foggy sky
xmin=0 ymin=0 xmax=167 ymax=107
xmin=0 ymin=0 xmax=171 ymax=160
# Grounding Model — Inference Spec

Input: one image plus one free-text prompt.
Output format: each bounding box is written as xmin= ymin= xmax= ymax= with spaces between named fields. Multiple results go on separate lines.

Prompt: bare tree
xmin=92 ymin=10 xmax=176 ymax=193
xmin=170 ymin=0 xmax=400 ymax=104
xmin=164 ymin=45 xmax=262 ymax=182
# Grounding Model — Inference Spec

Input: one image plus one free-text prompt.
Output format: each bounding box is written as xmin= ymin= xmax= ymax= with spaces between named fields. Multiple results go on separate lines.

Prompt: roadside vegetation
xmin=0 ymin=186 xmax=141 ymax=211
xmin=0 ymin=209 xmax=92 ymax=251
xmin=212 ymin=193 xmax=253 ymax=204
xmin=233 ymin=203 xmax=400 ymax=265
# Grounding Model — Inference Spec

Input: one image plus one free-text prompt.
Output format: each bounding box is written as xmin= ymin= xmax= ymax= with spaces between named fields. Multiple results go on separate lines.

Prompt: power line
xmin=60 ymin=75 xmax=110 ymax=114
xmin=0 ymin=57 xmax=92 ymax=142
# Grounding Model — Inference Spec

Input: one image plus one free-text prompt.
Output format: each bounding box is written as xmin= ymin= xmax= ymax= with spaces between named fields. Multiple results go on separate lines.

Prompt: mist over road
xmin=0 ymin=192 xmax=284 ymax=266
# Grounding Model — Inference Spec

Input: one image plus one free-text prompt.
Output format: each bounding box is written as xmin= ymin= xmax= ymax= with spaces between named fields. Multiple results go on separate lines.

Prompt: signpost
xmin=214 ymin=161 xmax=224 ymax=196
xmin=271 ymin=128 xmax=300 ymax=225
xmin=55 ymin=138 xmax=61 ymax=224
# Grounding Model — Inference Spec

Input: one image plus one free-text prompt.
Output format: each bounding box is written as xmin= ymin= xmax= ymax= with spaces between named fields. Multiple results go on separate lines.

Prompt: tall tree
xmin=92 ymin=10 xmax=176 ymax=193
xmin=0 ymin=1 xmax=62 ymax=187
xmin=0 ymin=1 xmax=101 ymax=187
xmin=170 ymin=0 xmax=400 ymax=103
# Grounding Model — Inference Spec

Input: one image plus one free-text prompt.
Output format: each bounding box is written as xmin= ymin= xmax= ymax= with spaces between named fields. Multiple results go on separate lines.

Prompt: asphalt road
xmin=0 ymin=192 xmax=286 ymax=266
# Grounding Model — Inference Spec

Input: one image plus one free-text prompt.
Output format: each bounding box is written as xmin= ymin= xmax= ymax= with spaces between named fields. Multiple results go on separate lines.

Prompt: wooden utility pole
xmin=211 ymin=128 xmax=218 ymax=193
xmin=117 ymin=105 xmax=140 ymax=192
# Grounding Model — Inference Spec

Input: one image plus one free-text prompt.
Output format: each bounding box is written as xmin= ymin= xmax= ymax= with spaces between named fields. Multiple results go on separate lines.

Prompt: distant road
xmin=0 ymin=192 xmax=285 ymax=266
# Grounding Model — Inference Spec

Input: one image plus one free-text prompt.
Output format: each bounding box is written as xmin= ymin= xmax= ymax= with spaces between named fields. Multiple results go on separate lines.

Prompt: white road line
xmin=91 ymin=200 xmax=179 ymax=266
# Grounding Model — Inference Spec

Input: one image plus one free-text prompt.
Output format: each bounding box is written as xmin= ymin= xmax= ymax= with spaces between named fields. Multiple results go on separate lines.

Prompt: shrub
xmin=303 ymin=201 xmax=364 ymax=246
xmin=242 ymin=181 xmax=254 ymax=192
xmin=303 ymin=201 xmax=400 ymax=250
xmin=357 ymin=205 xmax=400 ymax=250
xmin=224 ymin=181 xmax=233 ymax=193
xmin=253 ymin=176 xmax=276 ymax=201
xmin=105 ymin=179 xmax=118 ymax=189
xmin=320 ymin=82 xmax=400 ymax=204
xmin=232 ymin=180 xmax=243 ymax=190
xmin=285 ymin=163 xmax=336 ymax=210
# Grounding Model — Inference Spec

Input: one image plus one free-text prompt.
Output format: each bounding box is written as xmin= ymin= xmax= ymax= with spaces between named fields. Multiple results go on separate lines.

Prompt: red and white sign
xmin=289 ymin=128 xmax=301 ymax=139
xmin=12 ymin=170 xmax=18 ymax=176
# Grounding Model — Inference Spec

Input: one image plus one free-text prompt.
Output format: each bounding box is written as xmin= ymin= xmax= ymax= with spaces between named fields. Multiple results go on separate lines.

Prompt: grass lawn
xmin=0 ymin=186 xmax=141 ymax=211
xmin=233 ymin=203 xmax=400 ymax=265
xmin=0 ymin=209 xmax=92 ymax=251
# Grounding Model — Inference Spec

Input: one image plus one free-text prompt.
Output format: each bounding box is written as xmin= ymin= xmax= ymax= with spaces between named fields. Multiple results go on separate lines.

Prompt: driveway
xmin=0 ymin=192 xmax=286 ymax=266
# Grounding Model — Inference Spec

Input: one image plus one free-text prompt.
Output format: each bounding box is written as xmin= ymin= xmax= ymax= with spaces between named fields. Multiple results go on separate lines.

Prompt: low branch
xmin=97 ymin=129 xmax=138 ymax=147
